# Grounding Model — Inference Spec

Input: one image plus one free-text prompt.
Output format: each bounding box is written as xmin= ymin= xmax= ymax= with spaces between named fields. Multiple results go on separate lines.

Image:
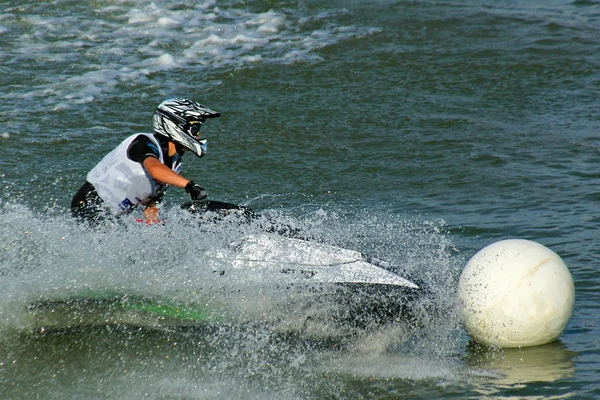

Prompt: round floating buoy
xmin=458 ymin=239 xmax=575 ymax=348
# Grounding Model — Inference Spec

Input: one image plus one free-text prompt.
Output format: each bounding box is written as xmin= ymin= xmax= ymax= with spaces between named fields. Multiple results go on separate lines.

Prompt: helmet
xmin=153 ymin=98 xmax=220 ymax=157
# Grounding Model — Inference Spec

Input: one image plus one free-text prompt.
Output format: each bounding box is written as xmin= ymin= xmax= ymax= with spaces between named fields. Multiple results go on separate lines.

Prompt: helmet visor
xmin=188 ymin=120 xmax=203 ymax=137
xmin=186 ymin=120 xmax=208 ymax=154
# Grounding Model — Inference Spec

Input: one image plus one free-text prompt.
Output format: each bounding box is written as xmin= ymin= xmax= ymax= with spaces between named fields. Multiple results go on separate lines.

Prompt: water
xmin=1 ymin=0 xmax=599 ymax=398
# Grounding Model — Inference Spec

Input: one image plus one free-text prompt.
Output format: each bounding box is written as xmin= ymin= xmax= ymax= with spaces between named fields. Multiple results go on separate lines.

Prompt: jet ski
xmin=181 ymin=200 xmax=419 ymax=288
xmin=183 ymin=199 xmax=425 ymax=331
xmin=25 ymin=200 xmax=424 ymax=337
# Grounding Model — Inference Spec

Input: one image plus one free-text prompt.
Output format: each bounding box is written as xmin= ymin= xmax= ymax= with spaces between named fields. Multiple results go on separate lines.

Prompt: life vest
xmin=87 ymin=134 xmax=181 ymax=214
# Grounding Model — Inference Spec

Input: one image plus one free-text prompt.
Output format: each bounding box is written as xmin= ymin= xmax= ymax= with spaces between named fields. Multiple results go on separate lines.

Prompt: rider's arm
xmin=127 ymin=136 xmax=191 ymax=188
xmin=127 ymin=136 xmax=191 ymax=223
xmin=142 ymin=157 xmax=190 ymax=188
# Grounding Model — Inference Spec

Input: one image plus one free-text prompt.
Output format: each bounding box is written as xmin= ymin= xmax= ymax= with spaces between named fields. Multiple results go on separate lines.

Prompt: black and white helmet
xmin=153 ymin=98 xmax=220 ymax=158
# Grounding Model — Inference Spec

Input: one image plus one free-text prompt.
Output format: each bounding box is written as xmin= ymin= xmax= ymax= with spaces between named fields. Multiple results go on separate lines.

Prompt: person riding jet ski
xmin=71 ymin=98 xmax=219 ymax=225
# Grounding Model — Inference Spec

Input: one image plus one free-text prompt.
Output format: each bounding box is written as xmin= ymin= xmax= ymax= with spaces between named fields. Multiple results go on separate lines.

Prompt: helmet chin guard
xmin=153 ymin=98 xmax=220 ymax=157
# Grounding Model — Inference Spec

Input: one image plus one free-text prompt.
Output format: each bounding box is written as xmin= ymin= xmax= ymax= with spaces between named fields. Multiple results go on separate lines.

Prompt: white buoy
xmin=458 ymin=239 xmax=575 ymax=348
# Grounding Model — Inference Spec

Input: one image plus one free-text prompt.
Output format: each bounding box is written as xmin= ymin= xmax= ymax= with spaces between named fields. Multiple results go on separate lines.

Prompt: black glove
xmin=185 ymin=181 xmax=208 ymax=202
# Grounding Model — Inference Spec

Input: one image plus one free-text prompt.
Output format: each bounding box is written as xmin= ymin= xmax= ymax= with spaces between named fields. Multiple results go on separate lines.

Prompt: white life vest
xmin=87 ymin=134 xmax=181 ymax=214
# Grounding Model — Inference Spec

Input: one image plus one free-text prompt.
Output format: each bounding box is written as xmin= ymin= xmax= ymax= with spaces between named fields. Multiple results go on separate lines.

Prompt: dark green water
xmin=1 ymin=1 xmax=599 ymax=398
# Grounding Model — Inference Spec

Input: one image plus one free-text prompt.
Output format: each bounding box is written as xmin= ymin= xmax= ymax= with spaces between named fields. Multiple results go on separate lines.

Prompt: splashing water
xmin=0 ymin=200 xmax=465 ymax=398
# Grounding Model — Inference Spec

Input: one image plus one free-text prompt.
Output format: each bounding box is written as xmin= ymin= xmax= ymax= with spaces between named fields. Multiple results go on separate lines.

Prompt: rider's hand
xmin=185 ymin=181 xmax=208 ymax=202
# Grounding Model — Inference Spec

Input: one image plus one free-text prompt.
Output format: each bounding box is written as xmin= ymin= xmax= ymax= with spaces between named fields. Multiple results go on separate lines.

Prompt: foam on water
xmin=1 ymin=2 xmax=378 ymax=113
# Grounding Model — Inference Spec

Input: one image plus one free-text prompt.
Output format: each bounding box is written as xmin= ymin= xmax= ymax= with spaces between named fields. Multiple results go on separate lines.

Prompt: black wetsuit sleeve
xmin=127 ymin=136 xmax=161 ymax=164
